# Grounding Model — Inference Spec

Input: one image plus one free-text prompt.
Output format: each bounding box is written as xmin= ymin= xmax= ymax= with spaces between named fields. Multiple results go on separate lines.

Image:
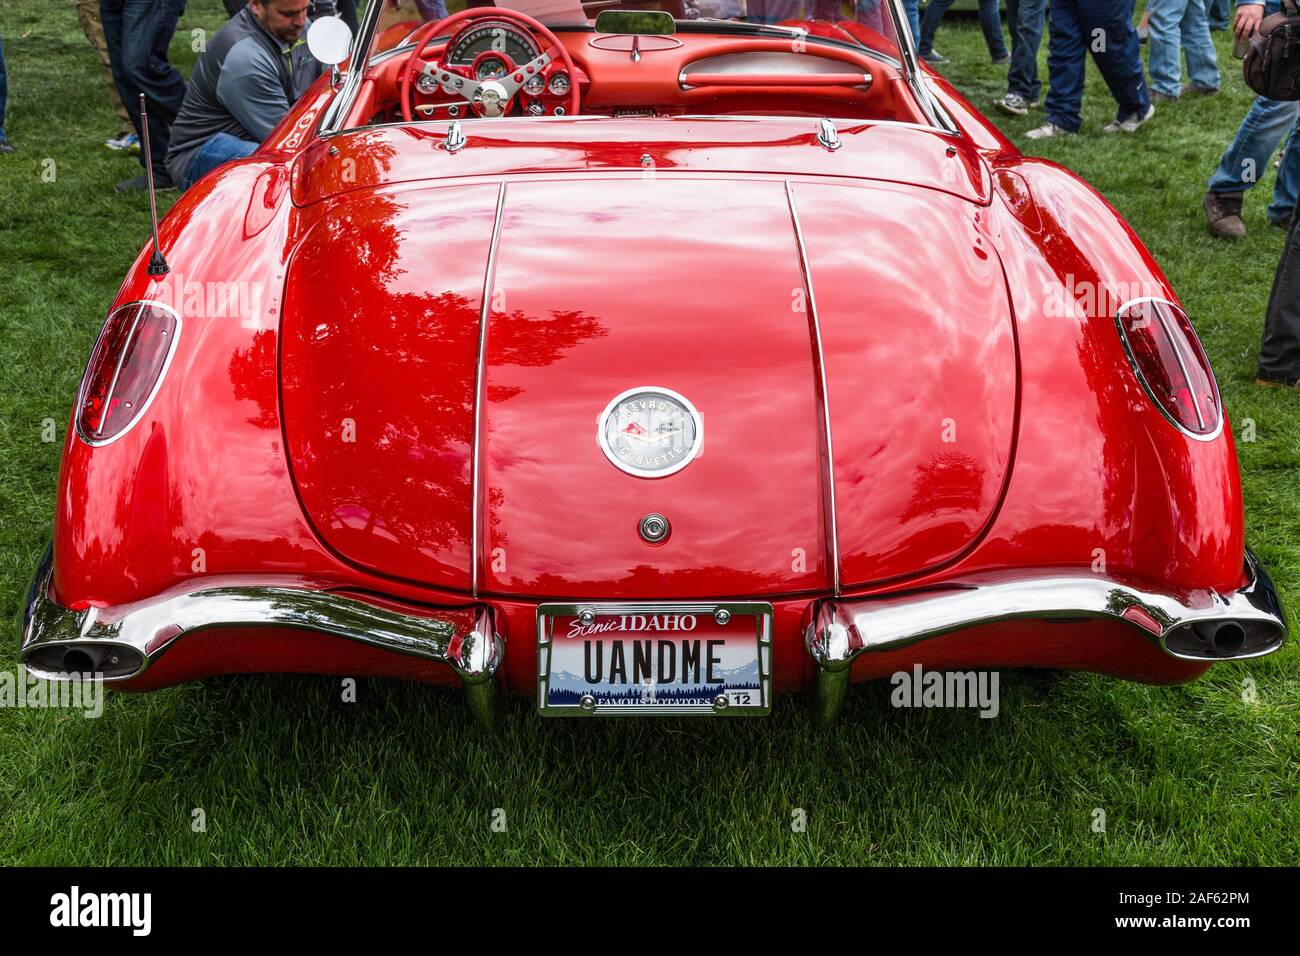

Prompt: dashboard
xmin=414 ymin=19 xmax=575 ymax=118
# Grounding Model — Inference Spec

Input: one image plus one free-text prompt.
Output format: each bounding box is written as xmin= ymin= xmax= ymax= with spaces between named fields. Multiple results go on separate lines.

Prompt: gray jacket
xmin=166 ymin=6 xmax=324 ymax=185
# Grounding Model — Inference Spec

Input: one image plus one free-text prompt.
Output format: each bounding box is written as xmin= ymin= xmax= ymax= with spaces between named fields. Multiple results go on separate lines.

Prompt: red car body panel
xmin=31 ymin=15 xmax=1278 ymax=713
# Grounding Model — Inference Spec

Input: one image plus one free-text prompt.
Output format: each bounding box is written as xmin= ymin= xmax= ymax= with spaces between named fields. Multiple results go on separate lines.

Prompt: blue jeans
xmin=182 ymin=131 xmax=257 ymax=190
xmin=1147 ymin=0 xmax=1220 ymax=97
xmin=919 ymin=0 xmax=1008 ymax=59
xmin=0 ymin=32 xmax=8 ymax=142
xmin=1005 ymin=0 xmax=1046 ymax=101
xmin=898 ymin=0 xmax=920 ymax=45
xmin=1206 ymin=0 xmax=1299 ymax=221
xmin=1208 ymin=109 xmax=1300 ymax=221
xmin=1208 ymin=0 xmax=1231 ymax=28
xmin=101 ymin=0 xmax=188 ymax=178
xmin=1045 ymin=0 xmax=1149 ymax=131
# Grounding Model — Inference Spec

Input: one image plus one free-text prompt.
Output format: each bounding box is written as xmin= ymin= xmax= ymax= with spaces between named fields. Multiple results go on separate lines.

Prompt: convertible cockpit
xmin=325 ymin=1 xmax=944 ymax=130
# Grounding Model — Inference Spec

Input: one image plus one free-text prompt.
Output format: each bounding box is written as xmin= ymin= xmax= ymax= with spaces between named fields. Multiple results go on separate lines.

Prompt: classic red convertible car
xmin=21 ymin=0 xmax=1287 ymax=726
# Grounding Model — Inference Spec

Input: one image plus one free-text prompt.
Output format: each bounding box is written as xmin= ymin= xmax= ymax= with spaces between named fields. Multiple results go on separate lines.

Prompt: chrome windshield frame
xmin=318 ymin=0 xmax=952 ymax=137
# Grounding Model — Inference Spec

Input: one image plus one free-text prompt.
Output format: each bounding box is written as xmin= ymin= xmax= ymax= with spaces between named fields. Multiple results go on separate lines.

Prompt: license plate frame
xmin=537 ymin=602 xmax=773 ymax=717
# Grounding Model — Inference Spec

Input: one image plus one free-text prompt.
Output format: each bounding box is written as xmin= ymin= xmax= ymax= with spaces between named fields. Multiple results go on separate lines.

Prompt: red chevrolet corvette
xmin=21 ymin=0 xmax=1287 ymax=725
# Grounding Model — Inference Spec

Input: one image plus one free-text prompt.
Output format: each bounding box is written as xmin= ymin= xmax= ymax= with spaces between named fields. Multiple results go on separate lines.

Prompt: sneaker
xmin=1026 ymin=122 xmax=1075 ymax=139
xmin=0 ymin=139 xmax=13 ymax=155
xmin=1103 ymin=103 xmax=1156 ymax=133
xmin=995 ymin=93 xmax=1032 ymax=116
xmin=105 ymin=130 xmax=133 ymax=151
xmin=115 ymin=171 xmax=176 ymax=192
xmin=992 ymin=53 xmax=1011 ymax=65
xmin=1182 ymin=83 xmax=1220 ymax=96
xmin=920 ymin=50 xmax=949 ymax=65
xmin=1150 ymin=90 xmax=1179 ymax=104
xmin=1204 ymin=191 xmax=1246 ymax=239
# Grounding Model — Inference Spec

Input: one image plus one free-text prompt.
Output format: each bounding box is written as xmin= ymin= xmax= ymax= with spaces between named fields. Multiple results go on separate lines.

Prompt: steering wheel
xmin=399 ymin=7 xmax=581 ymax=122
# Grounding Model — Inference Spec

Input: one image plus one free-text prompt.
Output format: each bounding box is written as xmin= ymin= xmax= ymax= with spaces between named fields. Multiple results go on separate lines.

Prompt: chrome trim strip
xmin=20 ymin=558 xmax=506 ymax=726
xmin=318 ymin=0 xmax=383 ymax=135
xmin=804 ymin=550 xmax=1287 ymax=723
xmin=786 ymin=179 xmax=841 ymax=596
xmin=883 ymin=0 xmax=952 ymax=133
xmin=75 ymin=300 xmax=183 ymax=448
xmin=472 ymin=182 xmax=508 ymax=597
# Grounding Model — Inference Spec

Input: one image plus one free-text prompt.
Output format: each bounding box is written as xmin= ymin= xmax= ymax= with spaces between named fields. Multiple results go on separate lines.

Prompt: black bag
xmin=1244 ymin=1 xmax=1300 ymax=100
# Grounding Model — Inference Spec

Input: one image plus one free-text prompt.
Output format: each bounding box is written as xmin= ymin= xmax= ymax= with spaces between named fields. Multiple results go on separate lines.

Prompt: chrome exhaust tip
xmin=1163 ymin=618 xmax=1284 ymax=661
xmin=22 ymin=642 xmax=145 ymax=680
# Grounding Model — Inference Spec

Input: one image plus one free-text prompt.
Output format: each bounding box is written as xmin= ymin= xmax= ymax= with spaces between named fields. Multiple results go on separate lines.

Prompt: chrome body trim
xmin=472 ymin=182 xmax=507 ymax=597
xmin=804 ymin=550 xmax=1287 ymax=723
xmin=816 ymin=118 xmax=841 ymax=151
xmin=442 ymin=119 xmax=468 ymax=152
xmin=20 ymin=552 xmax=506 ymax=727
xmin=786 ymin=180 xmax=841 ymax=596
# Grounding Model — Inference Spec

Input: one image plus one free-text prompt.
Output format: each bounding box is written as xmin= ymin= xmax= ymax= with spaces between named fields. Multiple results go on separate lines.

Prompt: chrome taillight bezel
xmin=75 ymin=299 xmax=183 ymax=447
xmin=1114 ymin=296 xmax=1223 ymax=442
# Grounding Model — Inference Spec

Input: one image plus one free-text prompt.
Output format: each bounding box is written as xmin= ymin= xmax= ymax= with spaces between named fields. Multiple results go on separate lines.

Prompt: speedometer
xmin=445 ymin=20 xmax=540 ymax=70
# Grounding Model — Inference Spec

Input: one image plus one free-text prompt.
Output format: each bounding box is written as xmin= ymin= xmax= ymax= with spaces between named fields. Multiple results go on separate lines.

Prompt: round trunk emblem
xmin=597 ymin=386 xmax=702 ymax=478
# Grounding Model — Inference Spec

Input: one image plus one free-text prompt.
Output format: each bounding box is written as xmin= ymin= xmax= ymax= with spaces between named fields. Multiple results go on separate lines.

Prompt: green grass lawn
xmin=1 ymin=2 xmax=1297 ymax=866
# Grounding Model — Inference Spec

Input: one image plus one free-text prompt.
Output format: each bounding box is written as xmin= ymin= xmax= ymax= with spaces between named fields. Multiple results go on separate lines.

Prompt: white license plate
xmin=537 ymin=603 xmax=772 ymax=716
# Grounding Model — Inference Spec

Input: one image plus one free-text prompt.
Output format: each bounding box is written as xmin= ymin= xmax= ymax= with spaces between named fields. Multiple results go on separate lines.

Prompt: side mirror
xmin=307 ymin=15 xmax=353 ymax=66
xmin=593 ymin=10 xmax=677 ymax=35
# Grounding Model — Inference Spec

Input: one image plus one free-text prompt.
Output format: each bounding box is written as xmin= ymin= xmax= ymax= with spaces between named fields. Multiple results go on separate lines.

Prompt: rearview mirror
xmin=594 ymin=10 xmax=677 ymax=36
xmin=307 ymin=15 xmax=353 ymax=66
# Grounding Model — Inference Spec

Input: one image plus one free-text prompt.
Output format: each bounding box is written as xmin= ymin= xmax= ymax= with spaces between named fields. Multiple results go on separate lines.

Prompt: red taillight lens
xmin=76 ymin=301 xmax=181 ymax=444
xmin=1115 ymin=298 xmax=1220 ymax=436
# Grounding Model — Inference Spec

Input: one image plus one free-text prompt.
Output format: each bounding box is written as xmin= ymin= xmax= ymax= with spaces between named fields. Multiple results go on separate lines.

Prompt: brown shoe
xmin=1182 ymin=82 xmax=1220 ymax=96
xmin=1257 ymin=375 xmax=1300 ymax=388
xmin=1205 ymin=191 xmax=1246 ymax=239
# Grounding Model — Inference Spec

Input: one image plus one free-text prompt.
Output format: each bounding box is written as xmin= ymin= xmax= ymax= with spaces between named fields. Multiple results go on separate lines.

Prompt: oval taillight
xmin=1115 ymin=298 xmax=1220 ymax=437
xmin=76 ymin=301 xmax=181 ymax=445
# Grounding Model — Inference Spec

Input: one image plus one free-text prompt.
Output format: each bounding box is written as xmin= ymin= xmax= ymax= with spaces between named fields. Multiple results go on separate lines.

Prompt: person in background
xmin=917 ymin=0 xmax=1009 ymax=65
xmin=995 ymin=0 xmax=1047 ymax=116
xmin=225 ymin=0 xmax=360 ymax=32
xmin=1209 ymin=0 xmax=1232 ymax=28
xmin=73 ymin=0 xmax=138 ymax=151
xmin=0 ymin=31 xmax=12 ymax=155
xmin=1147 ymin=0 xmax=1220 ymax=101
xmin=1203 ymin=1 xmax=1298 ymax=238
xmin=165 ymin=0 xmax=324 ymax=191
xmin=101 ymin=0 xmax=188 ymax=191
xmin=1257 ymin=210 xmax=1300 ymax=386
xmin=1027 ymin=0 xmax=1152 ymax=138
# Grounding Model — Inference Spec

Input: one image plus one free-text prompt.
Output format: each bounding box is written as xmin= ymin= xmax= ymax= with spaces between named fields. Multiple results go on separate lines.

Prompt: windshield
xmin=324 ymin=0 xmax=937 ymax=133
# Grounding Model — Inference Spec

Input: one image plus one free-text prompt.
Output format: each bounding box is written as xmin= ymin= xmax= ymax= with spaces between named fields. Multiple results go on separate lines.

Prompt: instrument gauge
xmin=548 ymin=72 xmax=571 ymax=96
xmin=477 ymin=56 xmax=508 ymax=81
xmin=523 ymin=73 xmax=545 ymax=96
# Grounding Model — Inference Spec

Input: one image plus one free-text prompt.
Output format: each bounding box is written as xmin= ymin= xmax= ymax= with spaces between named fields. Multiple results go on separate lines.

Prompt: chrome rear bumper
xmin=805 ymin=550 xmax=1287 ymax=725
xmin=20 ymin=548 xmax=505 ymax=727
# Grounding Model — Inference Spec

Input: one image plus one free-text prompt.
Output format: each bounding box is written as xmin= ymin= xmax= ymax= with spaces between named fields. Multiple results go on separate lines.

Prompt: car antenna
xmin=138 ymin=94 xmax=170 ymax=276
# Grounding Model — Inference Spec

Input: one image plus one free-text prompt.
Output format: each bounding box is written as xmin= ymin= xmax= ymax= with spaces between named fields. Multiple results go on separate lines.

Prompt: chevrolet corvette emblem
xmin=598 ymin=387 xmax=702 ymax=477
